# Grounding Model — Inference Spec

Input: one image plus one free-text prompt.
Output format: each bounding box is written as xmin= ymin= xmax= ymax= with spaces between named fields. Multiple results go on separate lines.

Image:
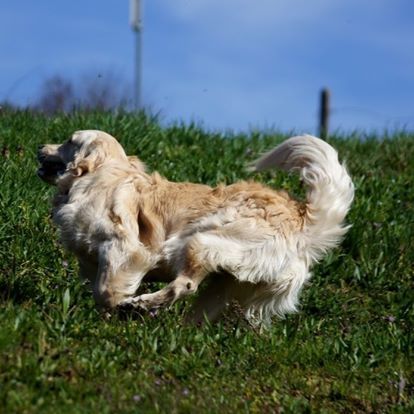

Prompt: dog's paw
xmin=115 ymin=300 xmax=145 ymax=321
xmin=117 ymin=296 xmax=149 ymax=311
xmin=117 ymin=302 xmax=136 ymax=312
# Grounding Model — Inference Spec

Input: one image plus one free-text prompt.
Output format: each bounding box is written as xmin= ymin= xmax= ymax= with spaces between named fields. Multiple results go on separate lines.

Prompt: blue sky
xmin=1 ymin=0 xmax=413 ymax=134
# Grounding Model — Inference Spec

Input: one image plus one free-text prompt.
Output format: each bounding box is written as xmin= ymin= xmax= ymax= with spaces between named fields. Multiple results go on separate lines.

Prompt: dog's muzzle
xmin=37 ymin=146 xmax=66 ymax=184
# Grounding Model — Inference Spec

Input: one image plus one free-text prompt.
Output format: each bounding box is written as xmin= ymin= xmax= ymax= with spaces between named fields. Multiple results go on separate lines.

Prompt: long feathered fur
xmin=254 ymin=134 xmax=355 ymax=266
xmin=38 ymin=131 xmax=354 ymax=327
xmin=187 ymin=135 xmax=355 ymax=325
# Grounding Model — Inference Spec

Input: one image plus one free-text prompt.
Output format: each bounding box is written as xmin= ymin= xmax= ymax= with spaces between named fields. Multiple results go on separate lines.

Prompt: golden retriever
xmin=37 ymin=130 xmax=354 ymax=325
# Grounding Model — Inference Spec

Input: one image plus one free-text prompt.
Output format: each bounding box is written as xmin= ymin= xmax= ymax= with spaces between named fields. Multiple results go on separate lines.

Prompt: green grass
xmin=0 ymin=109 xmax=413 ymax=413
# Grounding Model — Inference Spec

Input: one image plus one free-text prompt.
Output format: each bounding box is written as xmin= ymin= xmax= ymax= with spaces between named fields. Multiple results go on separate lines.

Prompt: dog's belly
xmin=143 ymin=265 xmax=175 ymax=283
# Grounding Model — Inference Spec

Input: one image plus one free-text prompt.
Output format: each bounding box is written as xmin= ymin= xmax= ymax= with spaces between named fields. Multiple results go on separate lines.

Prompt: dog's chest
xmin=53 ymin=198 xmax=116 ymax=256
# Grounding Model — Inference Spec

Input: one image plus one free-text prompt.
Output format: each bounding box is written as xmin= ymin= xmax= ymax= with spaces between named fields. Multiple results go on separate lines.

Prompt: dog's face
xmin=37 ymin=130 xmax=128 ymax=185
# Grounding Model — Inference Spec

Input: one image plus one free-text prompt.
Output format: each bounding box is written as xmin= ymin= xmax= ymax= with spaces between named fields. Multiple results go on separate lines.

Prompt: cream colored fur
xmin=38 ymin=130 xmax=354 ymax=325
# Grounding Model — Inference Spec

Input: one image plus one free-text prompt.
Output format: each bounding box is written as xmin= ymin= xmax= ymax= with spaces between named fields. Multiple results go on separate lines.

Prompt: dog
xmin=37 ymin=130 xmax=354 ymax=325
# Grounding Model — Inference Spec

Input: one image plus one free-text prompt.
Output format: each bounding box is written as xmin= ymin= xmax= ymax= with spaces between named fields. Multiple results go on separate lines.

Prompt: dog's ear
xmin=68 ymin=142 xmax=106 ymax=177
xmin=127 ymin=155 xmax=146 ymax=172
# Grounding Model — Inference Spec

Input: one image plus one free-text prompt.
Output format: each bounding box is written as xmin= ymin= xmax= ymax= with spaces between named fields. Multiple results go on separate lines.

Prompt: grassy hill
xmin=0 ymin=110 xmax=413 ymax=413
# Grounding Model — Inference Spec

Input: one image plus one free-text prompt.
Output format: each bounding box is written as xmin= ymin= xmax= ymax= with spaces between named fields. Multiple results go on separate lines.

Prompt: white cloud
xmin=147 ymin=0 xmax=414 ymax=131
xmin=155 ymin=0 xmax=339 ymax=44
xmin=158 ymin=0 xmax=334 ymax=25
xmin=154 ymin=0 xmax=413 ymax=49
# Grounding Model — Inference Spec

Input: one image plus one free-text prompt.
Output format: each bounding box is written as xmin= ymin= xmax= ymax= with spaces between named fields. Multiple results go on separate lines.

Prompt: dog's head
xmin=37 ymin=130 xmax=130 ymax=185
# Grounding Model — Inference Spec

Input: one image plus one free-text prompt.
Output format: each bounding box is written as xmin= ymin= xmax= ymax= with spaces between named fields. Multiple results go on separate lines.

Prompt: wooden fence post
xmin=319 ymin=88 xmax=330 ymax=139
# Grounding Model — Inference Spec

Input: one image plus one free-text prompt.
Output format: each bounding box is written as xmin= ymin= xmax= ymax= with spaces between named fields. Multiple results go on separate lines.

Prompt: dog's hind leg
xmin=127 ymin=235 xmax=216 ymax=310
xmin=130 ymin=266 xmax=208 ymax=310
xmin=125 ymin=224 xmax=263 ymax=311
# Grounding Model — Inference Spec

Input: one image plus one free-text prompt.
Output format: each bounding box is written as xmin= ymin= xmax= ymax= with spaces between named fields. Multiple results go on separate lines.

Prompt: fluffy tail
xmin=253 ymin=135 xmax=354 ymax=263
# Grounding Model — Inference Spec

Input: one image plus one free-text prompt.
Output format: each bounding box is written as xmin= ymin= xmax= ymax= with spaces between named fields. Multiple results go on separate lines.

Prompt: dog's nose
xmin=37 ymin=145 xmax=46 ymax=161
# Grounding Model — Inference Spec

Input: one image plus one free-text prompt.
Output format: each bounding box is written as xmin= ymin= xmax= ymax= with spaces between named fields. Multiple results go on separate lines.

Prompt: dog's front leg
xmin=93 ymin=241 xmax=154 ymax=309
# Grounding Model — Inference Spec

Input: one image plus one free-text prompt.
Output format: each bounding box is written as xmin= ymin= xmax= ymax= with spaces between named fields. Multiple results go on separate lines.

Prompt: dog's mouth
xmin=37 ymin=159 xmax=66 ymax=184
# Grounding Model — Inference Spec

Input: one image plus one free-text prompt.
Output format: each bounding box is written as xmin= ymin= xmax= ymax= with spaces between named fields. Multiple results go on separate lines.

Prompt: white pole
xmin=130 ymin=0 xmax=142 ymax=111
